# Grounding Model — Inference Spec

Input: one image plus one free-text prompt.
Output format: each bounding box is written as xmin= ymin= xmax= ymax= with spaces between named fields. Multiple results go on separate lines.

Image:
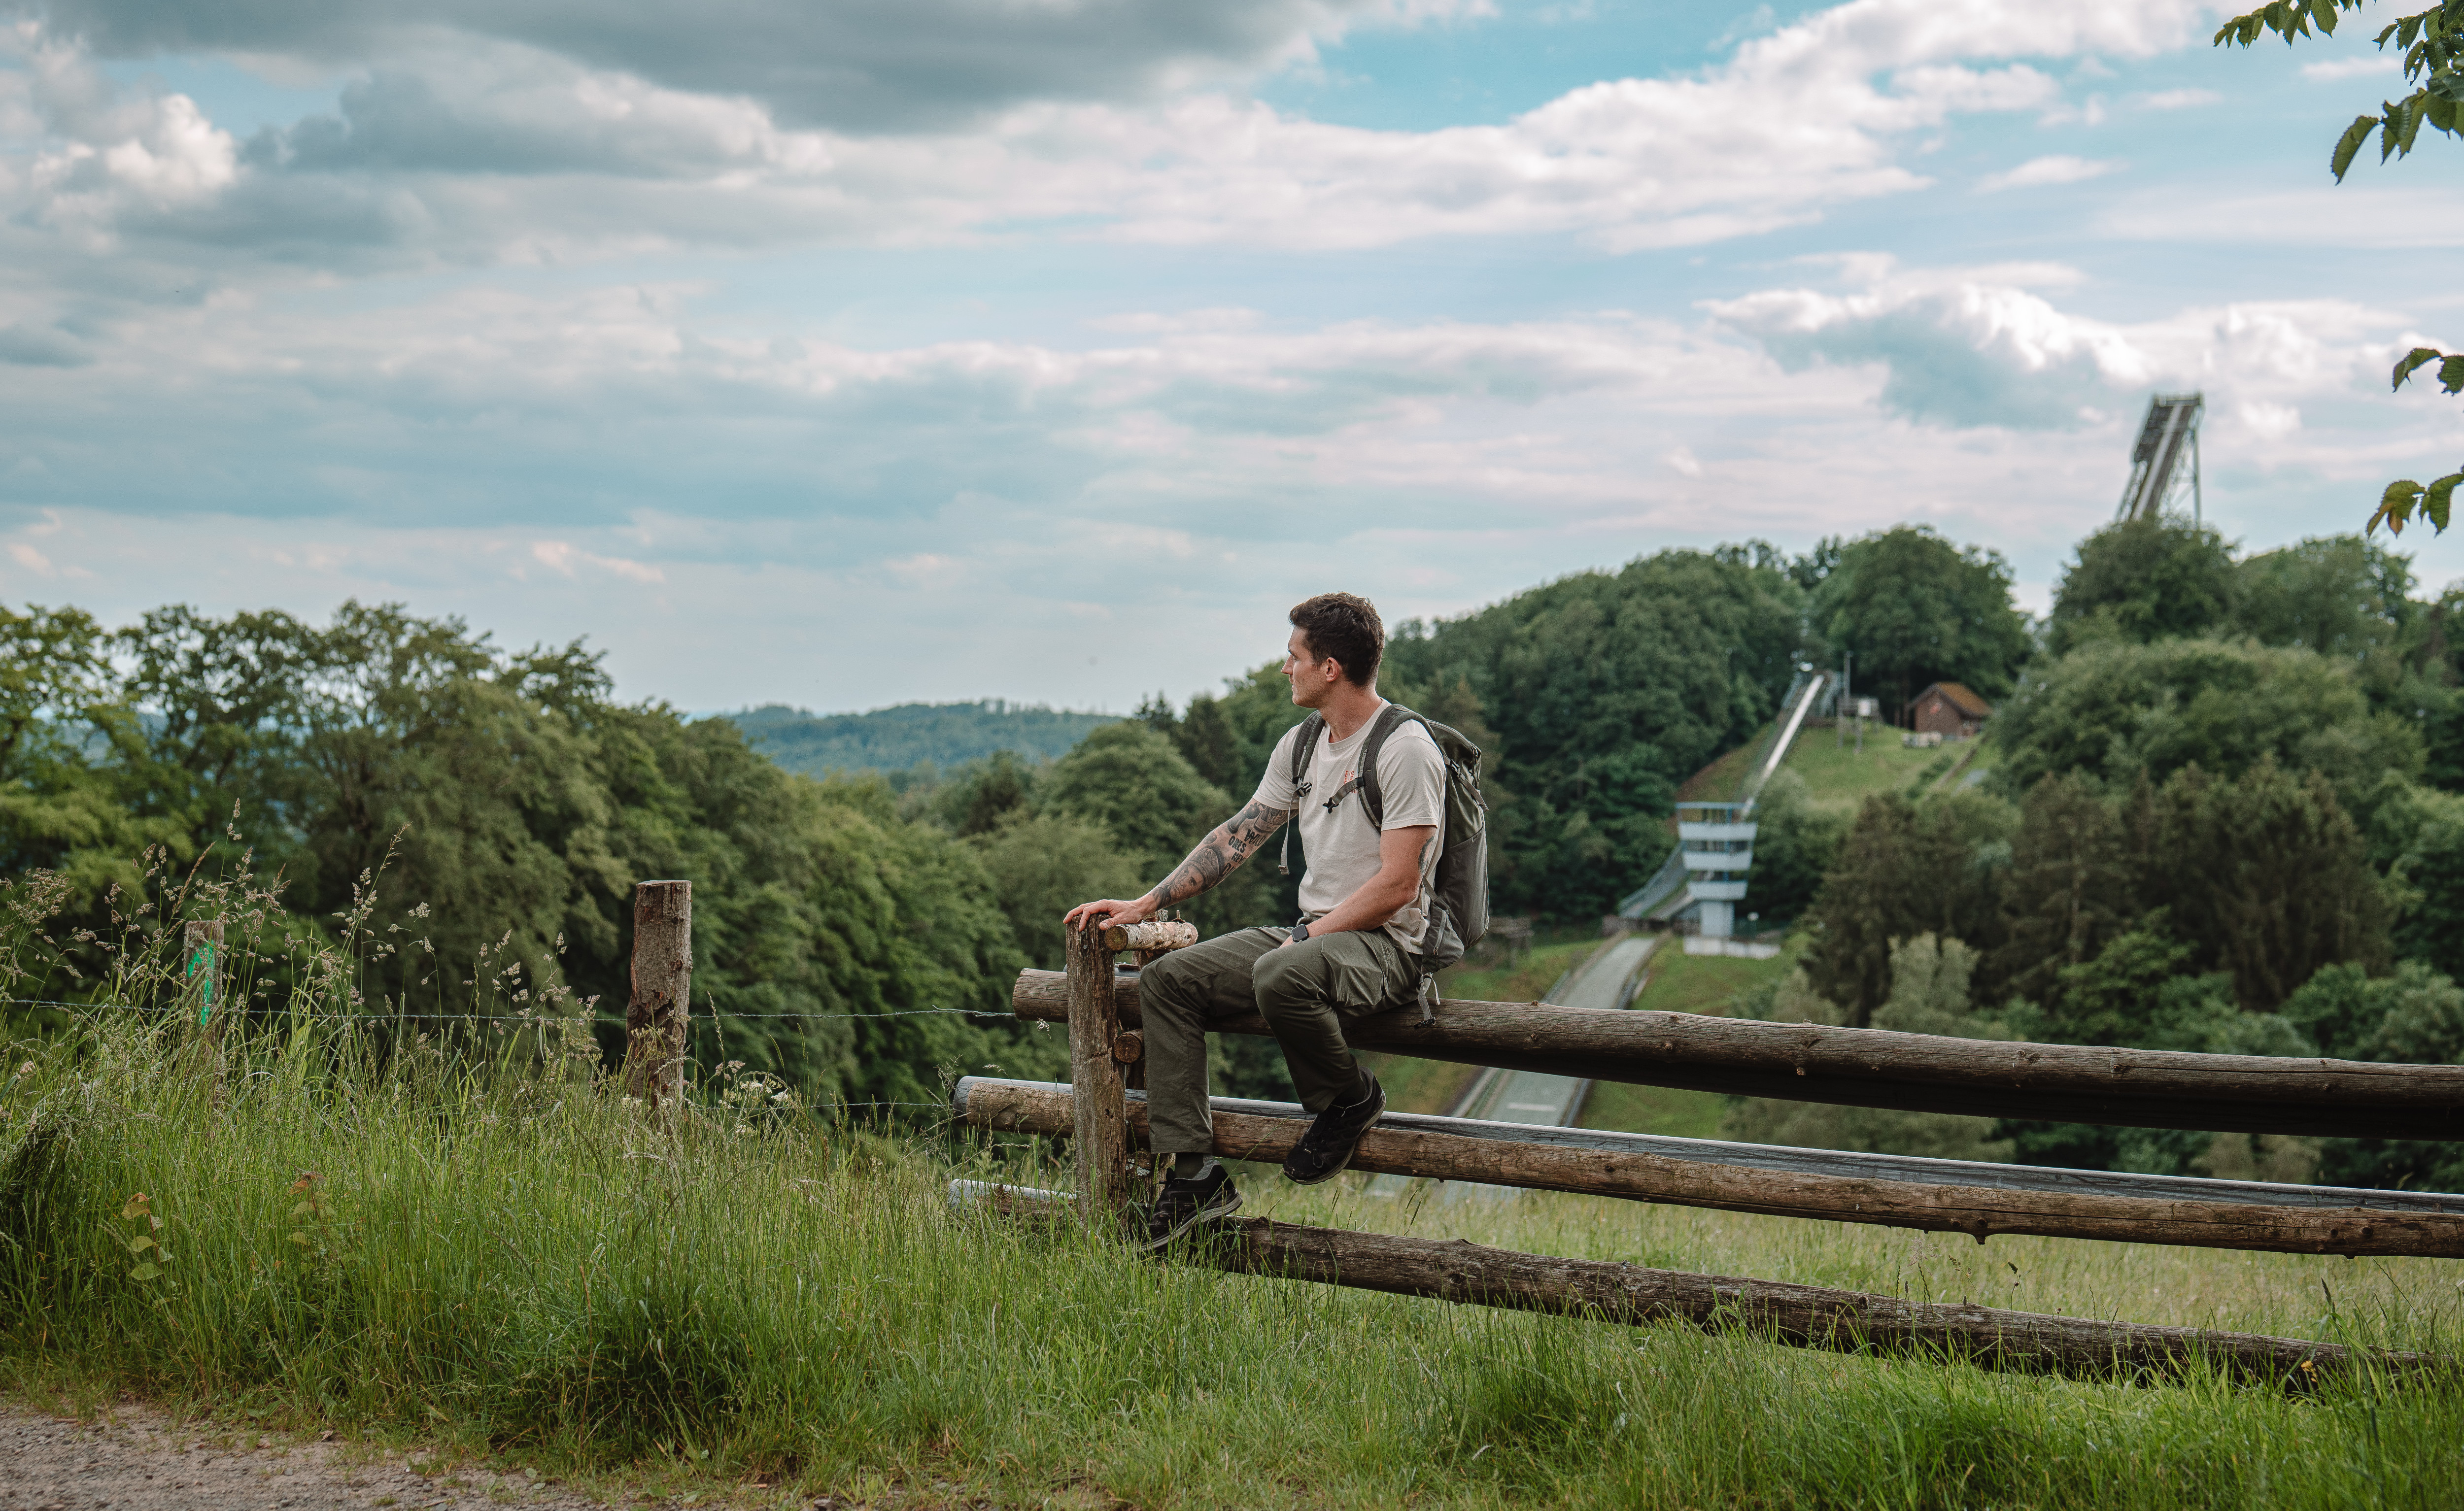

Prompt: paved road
xmin=1369 ymin=932 xmax=1657 ymax=1201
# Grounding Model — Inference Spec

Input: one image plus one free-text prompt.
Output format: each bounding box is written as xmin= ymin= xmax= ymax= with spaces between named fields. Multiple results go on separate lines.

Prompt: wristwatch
xmin=1290 ymin=921 xmax=1311 ymax=944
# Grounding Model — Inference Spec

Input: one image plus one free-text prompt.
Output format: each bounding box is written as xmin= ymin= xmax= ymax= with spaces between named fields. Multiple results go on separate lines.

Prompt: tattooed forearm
xmin=1144 ymin=799 xmax=1295 ymax=906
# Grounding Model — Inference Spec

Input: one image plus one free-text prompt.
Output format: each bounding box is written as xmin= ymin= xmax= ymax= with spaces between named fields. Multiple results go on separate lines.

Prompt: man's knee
xmin=1250 ymin=946 xmax=1318 ymax=1021
xmin=1139 ymin=943 xmax=1211 ymax=1020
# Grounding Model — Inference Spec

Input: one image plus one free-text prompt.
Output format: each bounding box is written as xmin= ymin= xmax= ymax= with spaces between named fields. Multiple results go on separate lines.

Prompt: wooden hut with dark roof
xmin=1910 ymin=682 xmax=1991 ymax=739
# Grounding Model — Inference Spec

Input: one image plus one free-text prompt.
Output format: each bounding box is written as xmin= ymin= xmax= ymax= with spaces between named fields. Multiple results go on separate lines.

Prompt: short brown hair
xmin=1290 ymin=593 xmax=1384 ymax=687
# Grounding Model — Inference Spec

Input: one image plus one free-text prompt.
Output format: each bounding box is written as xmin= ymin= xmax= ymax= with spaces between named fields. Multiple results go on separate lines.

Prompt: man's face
xmin=1282 ymin=627 xmax=1336 ymax=709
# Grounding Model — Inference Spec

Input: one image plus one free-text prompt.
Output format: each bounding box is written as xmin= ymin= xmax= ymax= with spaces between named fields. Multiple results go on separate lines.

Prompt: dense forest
xmin=9 ymin=518 xmax=2464 ymax=1183
xmin=730 ymin=701 xmax=1117 ymax=776
xmin=0 ymin=603 xmax=1065 ymax=1108
xmin=1738 ymin=524 xmax=2464 ymax=1191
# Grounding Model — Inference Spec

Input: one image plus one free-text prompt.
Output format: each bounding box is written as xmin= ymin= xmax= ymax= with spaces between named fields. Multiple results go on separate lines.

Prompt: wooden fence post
xmin=1066 ymin=921 xmax=1129 ymax=1225
xmin=627 ymin=880 xmax=692 ymax=1106
xmin=183 ymin=920 xmax=225 ymax=1034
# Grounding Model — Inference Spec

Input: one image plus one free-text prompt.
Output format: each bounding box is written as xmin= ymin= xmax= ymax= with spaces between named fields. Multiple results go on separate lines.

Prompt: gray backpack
xmin=1277 ymin=704 xmax=1490 ymax=1018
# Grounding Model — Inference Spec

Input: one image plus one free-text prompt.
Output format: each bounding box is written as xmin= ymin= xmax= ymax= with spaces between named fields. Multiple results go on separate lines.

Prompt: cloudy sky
xmin=1 ymin=0 xmax=2458 ymax=713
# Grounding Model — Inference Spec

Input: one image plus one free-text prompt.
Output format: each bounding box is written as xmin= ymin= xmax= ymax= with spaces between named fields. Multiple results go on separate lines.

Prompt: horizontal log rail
xmin=943 ymin=1182 xmax=2436 ymax=1384
xmin=1188 ymin=1091 xmax=2464 ymax=1215
xmin=1210 ymin=1217 xmax=2435 ymax=1384
xmin=954 ymin=1078 xmax=2464 ymax=1258
xmin=1012 ymin=969 xmax=2464 ymax=1141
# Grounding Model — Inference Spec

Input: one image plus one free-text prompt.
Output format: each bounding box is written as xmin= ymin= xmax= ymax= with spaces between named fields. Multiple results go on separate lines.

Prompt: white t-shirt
xmin=1254 ymin=707 xmax=1447 ymax=952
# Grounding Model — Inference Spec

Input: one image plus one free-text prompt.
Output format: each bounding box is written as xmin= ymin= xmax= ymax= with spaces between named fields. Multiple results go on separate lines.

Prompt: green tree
xmin=1989 ymin=773 xmax=2138 ymax=1007
xmin=924 ymin=750 xmax=1039 ymax=837
xmin=12 ymin=598 xmax=1057 ymax=1109
xmin=1725 ymin=935 xmax=2013 ymax=1161
xmin=1810 ymin=527 xmax=2032 ymax=722
xmin=2045 ymin=519 xmax=2237 ymax=655
xmin=2142 ymin=760 xmax=2391 ymax=1009
xmin=2232 ymin=535 xmax=2416 ymax=656
xmin=2216 ymin=0 xmax=2464 ymax=533
xmin=1139 ymin=691 xmax=1242 ymax=794
xmin=1037 ymin=720 xmax=1280 ymax=937
xmin=2031 ymin=916 xmax=2239 ymax=1049
xmin=1998 ymin=918 xmax=2292 ymax=1175
xmin=0 ymin=603 xmax=183 ymax=898
xmin=972 ymin=810 xmax=1144 ymax=969
xmin=1802 ymin=790 xmax=2014 ymax=1025
xmin=2284 ymin=959 xmax=2464 ymax=1192
xmin=2388 ymin=783 xmax=2464 ymax=977
xmin=1211 ymin=660 xmax=1312 ymax=797
xmin=1736 ymin=769 xmax=1842 ymax=924
xmin=1993 ymin=637 xmax=2421 ymax=803
xmin=1040 ymin=722 xmax=1229 ymax=873
xmin=1381 ymin=545 xmax=1806 ymax=917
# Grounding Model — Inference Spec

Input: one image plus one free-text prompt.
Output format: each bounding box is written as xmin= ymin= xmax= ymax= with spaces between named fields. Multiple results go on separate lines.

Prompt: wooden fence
xmin=949 ymin=928 xmax=2464 ymax=1384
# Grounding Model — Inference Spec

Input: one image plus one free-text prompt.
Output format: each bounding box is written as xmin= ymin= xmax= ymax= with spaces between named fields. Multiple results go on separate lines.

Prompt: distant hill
xmin=727 ymin=700 xmax=1118 ymax=776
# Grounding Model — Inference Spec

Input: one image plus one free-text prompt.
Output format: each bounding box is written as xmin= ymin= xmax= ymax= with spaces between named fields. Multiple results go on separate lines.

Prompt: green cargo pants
xmin=1138 ymin=925 xmax=1420 ymax=1157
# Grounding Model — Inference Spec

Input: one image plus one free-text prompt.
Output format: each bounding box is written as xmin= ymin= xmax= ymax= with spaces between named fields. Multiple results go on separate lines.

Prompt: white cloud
xmin=2130 ymin=87 xmax=2219 ymax=108
xmin=31 ymin=0 xmax=1490 ymax=132
xmin=7 ymin=262 xmax=2457 ymax=707
xmin=11 ymin=0 xmax=2460 ymax=710
xmin=0 ymin=0 xmax=2218 ymax=265
xmin=1977 ymin=154 xmax=2122 ymax=192
xmin=2302 ymin=56 xmax=2403 ymax=82
xmin=2097 ymin=186 xmax=2464 ymax=248
xmin=2237 ymin=399 xmax=2301 ymax=438
xmin=530 ymin=539 xmax=665 ymax=583
xmin=1706 ymin=257 xmax=2396 ymax=433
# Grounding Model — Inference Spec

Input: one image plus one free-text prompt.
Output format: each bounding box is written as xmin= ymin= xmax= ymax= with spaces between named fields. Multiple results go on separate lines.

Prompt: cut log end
xmin=1103 ymin=919 xmax=1199 ymax=952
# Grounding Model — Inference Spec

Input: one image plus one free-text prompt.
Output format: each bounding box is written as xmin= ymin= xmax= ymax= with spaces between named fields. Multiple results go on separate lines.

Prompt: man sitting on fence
xmin=1065 ymin=592 xmax=1445 ymax=1246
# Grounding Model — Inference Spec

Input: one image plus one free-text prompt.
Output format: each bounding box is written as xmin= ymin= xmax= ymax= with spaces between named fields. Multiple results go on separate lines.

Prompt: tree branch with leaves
xmin=2217 ymin=0 xmax=2464 ymax=533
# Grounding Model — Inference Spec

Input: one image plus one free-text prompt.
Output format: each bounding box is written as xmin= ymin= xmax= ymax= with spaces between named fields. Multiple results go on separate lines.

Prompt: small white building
xmin=1675 ymin=800 xmax=1755 ymax=939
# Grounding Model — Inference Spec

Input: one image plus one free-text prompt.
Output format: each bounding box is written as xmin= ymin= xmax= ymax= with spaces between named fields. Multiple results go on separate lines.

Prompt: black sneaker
xmin=1145 ymin=1162 xmax=1242 ymax=1248
xmin=1282 ymin=1073 xmax=1385 ymax=1185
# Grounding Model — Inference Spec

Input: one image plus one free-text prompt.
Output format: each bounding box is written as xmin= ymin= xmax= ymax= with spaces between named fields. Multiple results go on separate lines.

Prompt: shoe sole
xmin=1144 ymin=1188 xmax=1243 ymax=1250
xmin=1283 ymin=1092 xmax=1385 ymax=1185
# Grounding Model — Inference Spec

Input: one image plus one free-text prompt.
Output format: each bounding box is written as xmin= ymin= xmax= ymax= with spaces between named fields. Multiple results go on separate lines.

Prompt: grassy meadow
xmin=1781 ymin=725 xmax=1988 ymax=813
xmin=6 ymin=1011 xmax=2462 ymax=1510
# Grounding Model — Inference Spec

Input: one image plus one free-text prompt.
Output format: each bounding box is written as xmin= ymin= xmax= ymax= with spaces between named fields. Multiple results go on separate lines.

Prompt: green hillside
xmin=731 ymin=700 xmax=1117 ymax=775
xmin=1783 ymin=721 xmax=1992 ymax=810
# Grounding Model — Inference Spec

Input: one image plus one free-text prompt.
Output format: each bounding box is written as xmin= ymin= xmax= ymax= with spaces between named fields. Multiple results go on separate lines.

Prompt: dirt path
xmin=0 ymin=1400 xmax=618 ymax=1511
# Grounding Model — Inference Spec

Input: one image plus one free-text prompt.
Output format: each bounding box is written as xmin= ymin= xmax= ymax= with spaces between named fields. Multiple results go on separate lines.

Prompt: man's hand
xmin=1065 ymin=799 xmax=1297 ymax=938
xmin=1063 ymin=894 xmax=1156 ymax=934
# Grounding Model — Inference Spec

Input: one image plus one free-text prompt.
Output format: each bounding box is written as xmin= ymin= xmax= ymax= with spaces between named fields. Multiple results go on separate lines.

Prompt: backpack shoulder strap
xmin=1287 ymin=711 xmax=1324 ymax=790
xmin=1355 ymin=703 xmax=1420 ymax=831
xmin=1277 ymin=712 xmax=1325 ymax=878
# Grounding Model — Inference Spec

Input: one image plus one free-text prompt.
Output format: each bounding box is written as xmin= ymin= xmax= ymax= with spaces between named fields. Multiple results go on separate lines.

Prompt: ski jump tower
xmin=1617 ymin=669 xmax=1830 ymax=938
xmin=2119 ymin=393 xmax=2204 ymax=524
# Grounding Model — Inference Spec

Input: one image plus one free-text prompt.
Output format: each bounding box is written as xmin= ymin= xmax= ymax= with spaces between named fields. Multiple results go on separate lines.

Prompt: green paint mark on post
xmin=188 ymin=943 xmax=216 ymax=1023
xmin=184 ymin=921 xmax=224 ymax=1027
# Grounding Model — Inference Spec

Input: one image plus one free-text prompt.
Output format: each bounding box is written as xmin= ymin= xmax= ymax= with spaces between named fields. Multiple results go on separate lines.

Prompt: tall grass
xmin=2 ymin=1011 xmax=2460 ymax=1508
xmin=0 ymin=867 xmax=2460 ymax=1507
